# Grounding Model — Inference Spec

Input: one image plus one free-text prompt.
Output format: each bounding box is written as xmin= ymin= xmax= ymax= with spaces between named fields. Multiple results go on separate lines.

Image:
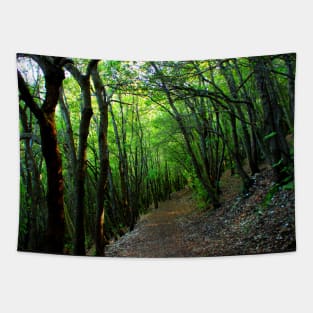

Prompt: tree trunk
xmin=40 ymin=114 xmax=65 ymax=253
xmin=91 ymin=64 xmax=109 ymax=256
xmin=220 ymin=61 xmax=259 ymax=177
xmin=59 ymin=87 xmax=77 ymax=238
xmin=19 ymin=105 xmax=42 ymax=251
xmin=65 ymin=61 xmax=98 ymax=255
xmin=251 ymin=57 xmax=290 ymax=181
xmin=109 ymin=101 xmax=134 ymax=228
xmin=18 ymin=56 xmax=66 ymax=253
xmin=283 ymin=54 xmax=296 ymax=126
xmin=233 ymin=59 xmax=261 ymax=169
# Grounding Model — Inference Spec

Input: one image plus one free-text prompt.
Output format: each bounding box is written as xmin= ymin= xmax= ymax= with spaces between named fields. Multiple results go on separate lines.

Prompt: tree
xmin=250 ymin=56 xmax=291 ymax=182
xmin=64 ymin=60 xmax=98 ymax=255
xmin=91 ymin=62 xmax=110 ymax=256
xmin=18 ymin=54 xmax=70 ymax=253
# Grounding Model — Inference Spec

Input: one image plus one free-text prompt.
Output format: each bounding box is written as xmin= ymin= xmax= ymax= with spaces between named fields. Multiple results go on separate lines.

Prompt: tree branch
xmin=17 ymin=70 xmax=43 ymax=122
xmin=20 ymin=133 xmax=41 ymax=145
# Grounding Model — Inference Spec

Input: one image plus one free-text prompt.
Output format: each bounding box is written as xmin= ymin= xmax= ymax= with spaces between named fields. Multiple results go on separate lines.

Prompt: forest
xmin=17 ymin=53 xmax=296 ymax=257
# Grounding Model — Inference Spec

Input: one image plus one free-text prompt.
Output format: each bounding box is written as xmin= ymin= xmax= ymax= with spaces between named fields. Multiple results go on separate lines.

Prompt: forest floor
xmin=105 ymin=167 xmax=296 ymax=257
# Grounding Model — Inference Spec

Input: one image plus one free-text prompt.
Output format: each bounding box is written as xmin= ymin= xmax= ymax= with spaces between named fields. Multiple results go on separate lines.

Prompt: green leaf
xmin=282 ymin=181 xmax=294 ymax=190
xmin=272 ymin=158 xmax=283 ymax=168
xmin=264 ymin=131 xmax=277 ymax=141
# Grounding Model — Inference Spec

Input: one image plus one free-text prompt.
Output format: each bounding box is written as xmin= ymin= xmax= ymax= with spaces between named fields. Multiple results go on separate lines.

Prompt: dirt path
xmin=105 ymin=167 xmax=296 ymax=257
xmin=105 ymin=188 xmax=196 ymax=257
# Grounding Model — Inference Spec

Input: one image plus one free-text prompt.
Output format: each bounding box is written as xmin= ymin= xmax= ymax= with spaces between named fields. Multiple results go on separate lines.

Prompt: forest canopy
xmin=17 ymin=53 xmax=295 ymax=256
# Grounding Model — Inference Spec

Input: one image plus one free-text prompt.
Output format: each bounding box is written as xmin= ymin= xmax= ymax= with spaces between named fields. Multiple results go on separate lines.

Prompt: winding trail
xmin=105 ymin=188 xmax=195 ymax=257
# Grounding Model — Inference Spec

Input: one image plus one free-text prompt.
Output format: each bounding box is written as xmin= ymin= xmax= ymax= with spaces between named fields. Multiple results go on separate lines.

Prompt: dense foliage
xmin=17 ymin=53 xmax=295 ymax=255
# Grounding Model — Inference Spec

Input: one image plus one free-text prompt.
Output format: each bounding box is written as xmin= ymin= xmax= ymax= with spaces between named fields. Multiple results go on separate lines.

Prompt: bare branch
xmin=17 ymin=70 xmax=43 ymax=122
